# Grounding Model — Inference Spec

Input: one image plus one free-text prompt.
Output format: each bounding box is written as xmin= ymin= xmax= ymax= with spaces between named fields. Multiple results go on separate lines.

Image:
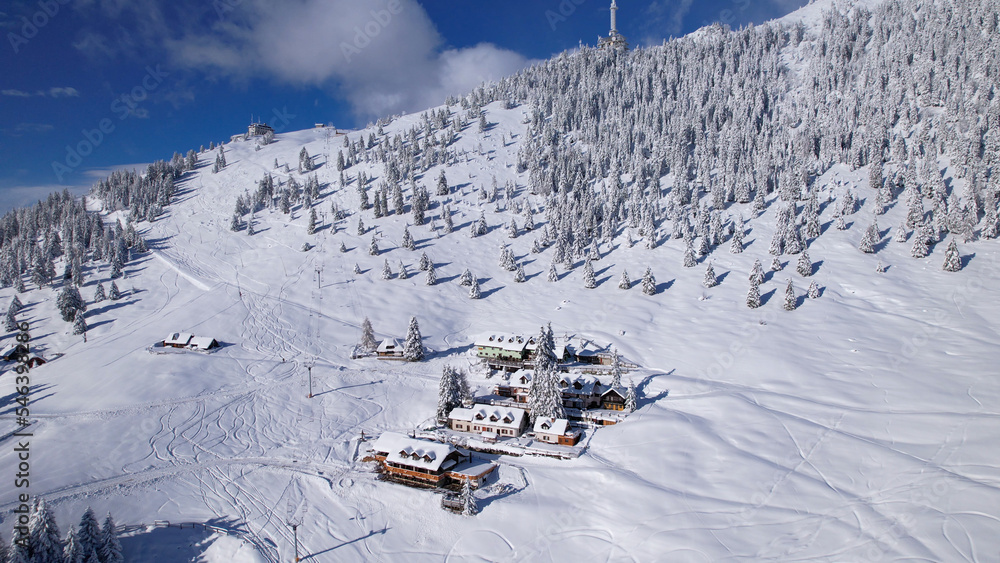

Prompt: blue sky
xmin=0 ymin=0 xmax=806 ymax=212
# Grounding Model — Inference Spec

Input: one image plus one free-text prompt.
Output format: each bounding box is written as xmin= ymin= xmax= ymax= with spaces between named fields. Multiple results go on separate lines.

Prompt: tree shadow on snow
xmin=656 ymin=279 xmax=674 ymax=293
xmin=480 ymin=286 xmax=503 ymax=299
xmin=636 ymin=372 xmax=670 ymax=407
xmin=961 ymin=252 xmax=976 ymax=268
xmin=716 ymin=271 xmax=730 ymax=284
xmin=759 ymin=288 xmax=777 ymax=306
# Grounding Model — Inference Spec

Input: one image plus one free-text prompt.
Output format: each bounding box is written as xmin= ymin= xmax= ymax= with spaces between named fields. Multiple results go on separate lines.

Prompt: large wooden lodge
xmin=370 ymin=432 xmax=495 ymax=489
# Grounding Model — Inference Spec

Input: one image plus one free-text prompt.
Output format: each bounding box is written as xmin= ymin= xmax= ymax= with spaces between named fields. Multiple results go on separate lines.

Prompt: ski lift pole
xmin=292 ymin=523 xmax=299 ymax=562
xmin=307 ymin=365 xmax=313 ymax=399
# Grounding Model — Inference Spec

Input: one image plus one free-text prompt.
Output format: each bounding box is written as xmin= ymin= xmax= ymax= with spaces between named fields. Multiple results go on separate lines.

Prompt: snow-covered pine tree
xmin=437 ymin=365 xmax=460 ymax=421
xmin=942 ymin=239 xmax=961 ymax=271
xmin=641 ymin=267 xmax=656 ymax=295
xmin=402 ymin=226 xmax=414 ymax=250
xmin=381 ymin=260 xmax=392 ymax=280
xmin=398 ymin=261 xmax=409 ymax=280
xmin=625 ymin=378 xmax=637 ymax=413
xmin=610 ymin=349 xmax=622 ymax=388
xmin=458 ymin=269 xmax=474 ymax=286
xmin=797 ymin=251 xmax=812 ymax=277
xmin=507 ymin=218 xmax=518 ymax=239
xmin=703 ymin=262 xmax=718 ymax=288
xmin=835 ymin=215 xmax=847 ymax=230
xmin=72 ymin=310 xmax=87 ymax=336
xmin=474 ymin=213 xmax=488 ymax=237
xmin=618 ymin=269 xmax=631 ymax=290
xmin=436 ymin=170 xmax=449 ymax=196
xmin=99 ymin=513 xmax=123 ymax=563
xmin=730 ymin=225 xmax=744 ymax=253
xmin=77 ymin=508 xmax=102 ymax=558
xmin=876 ymin=260 xmax=886 ymax=273
xmin=808 ymin=281 xmax=820 ymax=299
xmin=582 ymin=258 xmax=596 ymax=289
xmin=4 ymin=308 xmax=16 ymax=332
xmin=683 ymin=244 xmax=697 ymax=267
xmin=783 ymin=279 xmax=796 ymax=311
xmin=307 ymin=208 xmax=318 ymax=235
xmin=747 ymin=277 xmax=761 ymax=309
xmin=547 ymin=262 xmax=559 ymax=282
xmin=109 ymin=281 xmax=121 ymax=301
xmin=771 ymin=257 xmax=783 ymax=271
xmin=499 ymin=246 xmax=516 ymax=271
xmin=57 ymin=284 xmax=85 ymax=322
xmin=369 ymin=236 xmax=379 ymax=256
xmin=513 ymin=264 xmax=525 ymax=283
xmin=403 ymin=316 xmax=423 ymax=361
xmin=527 ymin=324 xmax=564 ymax=423
xmin=28 ymin=498 xmax=63 ymax=563
xmin=911 ymin=230 xmax=929 ymax=258
xmin=425 ymin=263 xmax=437 ymax=285
xmin=418 ymin=252 xmax=431 ymax=271
xmin=894 ymin=220 xmax=909 ymax=243
xmin=469 ymin=277 xmax=481 ymax=299
xmin=859 ymin=223 xmax=877 ymax=253
xmin=64 ymin=526 xmax=83 ymax=563
xmin=750 ymin=259 xmax=764 ymax=284
xmin=360 ymin=317 xmax=377 ymax=353
xmin=353 ymin=263 xmax=362 ymax=274
xmin=9 ymin=540 xmax=28 ymax=563
xmin=461 ymin=477 xmax=477 ymax=516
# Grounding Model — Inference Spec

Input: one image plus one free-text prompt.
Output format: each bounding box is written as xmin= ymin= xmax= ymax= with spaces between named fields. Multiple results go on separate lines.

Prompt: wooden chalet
xmin=370 ymin=433 xmax=461 ymax=487
xmin=163 ymin=333 xmax=219 ymax=351
xmin=532 ymin=417 xmax=581 ymax=446
xmin=449 ymin=404 xmax=529 ymax=438
xmin=376 ymin=338 xmax=404 ymax=359
xmin=600 ymin=387 xmax=627 ymax=411
xmin=494 ymin=371 xmax=532 ymax=403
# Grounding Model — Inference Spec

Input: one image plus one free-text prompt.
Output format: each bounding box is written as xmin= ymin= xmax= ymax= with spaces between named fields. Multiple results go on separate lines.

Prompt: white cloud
xmin=81 ymin=0 xmax=533 ymax=120
xmin=48 ymin=87 xmax=80 ymax=97
xmin=2 ymin=87 xmax=80 ymax=98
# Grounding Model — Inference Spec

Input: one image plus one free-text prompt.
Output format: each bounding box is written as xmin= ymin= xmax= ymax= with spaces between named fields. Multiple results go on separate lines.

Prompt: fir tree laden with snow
xmin=359 ymin=317 xmax=377 ymax=354
xmin=942 ymin=239 xmax=962 ymax=272
xmin=618 ymin=269 xmax=631 ymax=290
xmin=808 ymin=281 xmax=821 ymax=299
xmin=783 ymin=279 xmax=797 ymax=311
xmin=458 ymin=269 xmax=474 ymax=286
xmin=403 ymin=316 xmax=423 ymax=361
xmin=425 ymin=263 xmax=437 ymax=285
xmin=583 ymin=258 xmax=596 ymax=289
xmin=797 ymin=251 xmax=812 ymax=277
xmin=610 ymin=349 xmax=623 ymax=388
xmin=548 ymin=262 xmax=559 ymax=283
xmin=625 ymin=379 xmax=637 ymax=413
xmin=527 ymin=324 xmax=565 ymax=423
xmin=468 ymin=277 xmax=481 ymax=299
xmin=28 ymin=498 xmax=63 ymax=563
xmin=641 ymin=267 xmax=656 ymax=295
xmin=437 ymin=365 xmax=462 ymax=421
xmin=99 ymin=513 xmax=124 ymax=563
xmin=703 ymin=262 xmax=718 ymax=288
xmin=747 ymin=277 xmax=761 ymax=309
xmin=72 ymin=310 xmax=88 ymax=336
xmin=57 ymin=284 xmax=86 ymax=322
xmin=461 ymin=477 xmax=478 ymax=516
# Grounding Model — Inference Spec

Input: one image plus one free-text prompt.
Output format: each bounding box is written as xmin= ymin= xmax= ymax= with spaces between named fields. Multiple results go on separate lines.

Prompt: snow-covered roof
xmin=449 ymin=404 xmax=527 ymax=430
xmin=164 ymin=333 xmax=193 ymax=346
xmin=189 ymin=336 xmax=216 ymax=349
xmin=533 ymin=417 xmax=570 ymax=436
xmin=371 ymin=432 xmax=457 ymax=472
xmin=377 ymin=338 xmax=402 ymax=354
xmin=474 ymin=334 xmax=528 ymax=352
xmin=559 ymin=374 xmax=607 ymax=395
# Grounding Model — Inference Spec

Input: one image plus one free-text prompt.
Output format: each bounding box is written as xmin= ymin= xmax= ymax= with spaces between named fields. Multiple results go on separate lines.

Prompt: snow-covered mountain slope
xmin=2 ymin=0 xmax=999 ymax=560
